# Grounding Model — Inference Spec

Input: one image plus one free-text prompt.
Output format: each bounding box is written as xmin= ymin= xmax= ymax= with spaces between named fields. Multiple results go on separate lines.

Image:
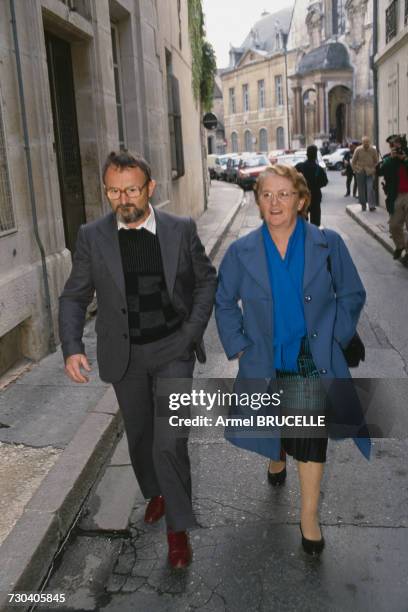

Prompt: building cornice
xmin=374 ymin=28 xmax=408 ymax=66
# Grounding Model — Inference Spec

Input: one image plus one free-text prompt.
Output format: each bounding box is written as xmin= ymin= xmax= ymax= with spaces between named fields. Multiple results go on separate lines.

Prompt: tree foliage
xmin=187 ymin=0 xmax=217 ymax=111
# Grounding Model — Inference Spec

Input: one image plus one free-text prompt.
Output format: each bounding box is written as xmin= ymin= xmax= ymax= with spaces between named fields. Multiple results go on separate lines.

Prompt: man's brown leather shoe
xmin=144 ymin=495 xmax=165 ymax=524
xmin=167 ymin=530 xmax=192 ymax=569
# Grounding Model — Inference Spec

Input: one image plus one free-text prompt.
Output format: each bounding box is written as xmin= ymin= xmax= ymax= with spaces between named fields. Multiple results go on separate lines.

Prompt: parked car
xmin=214 ymin=154 xmax=239 ymax=180
xmin=225 ymin=156 xmax=243 ymax=183
xmin=292 ymin=149 xmax=327 ymax=170
xmin=207 ymin=154 xmax=218 ymax=179
xmin=268 ymin=149 xmax=286 ymax=164
xmin=322 ymin=147 xmax=350 ymax=170
xmin=271 ymin=149 xmax=326 ymax=170
xmin=237 ymin=155 xmax=270 ymax=189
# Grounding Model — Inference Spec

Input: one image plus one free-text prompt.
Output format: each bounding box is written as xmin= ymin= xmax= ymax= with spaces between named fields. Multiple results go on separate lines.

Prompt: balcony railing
xmin=386 ymin=0 xmax=398 ymax=43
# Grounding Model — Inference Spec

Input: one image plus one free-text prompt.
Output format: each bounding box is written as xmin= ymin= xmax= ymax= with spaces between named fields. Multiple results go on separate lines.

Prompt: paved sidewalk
xmin=0 ymin=182 xmax=243 ymax=610
xmin=346 ymin=202 xmax=408 ymax=257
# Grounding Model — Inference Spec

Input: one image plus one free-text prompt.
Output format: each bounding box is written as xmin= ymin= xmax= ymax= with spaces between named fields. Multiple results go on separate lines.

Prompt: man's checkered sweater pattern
xmin=118 ymin=228 xmax=182 ymax=344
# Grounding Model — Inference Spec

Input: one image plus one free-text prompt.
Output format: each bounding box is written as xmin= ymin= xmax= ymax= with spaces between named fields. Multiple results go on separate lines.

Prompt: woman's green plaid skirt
xmin=276 ymin=337 xmax=328 ymax=463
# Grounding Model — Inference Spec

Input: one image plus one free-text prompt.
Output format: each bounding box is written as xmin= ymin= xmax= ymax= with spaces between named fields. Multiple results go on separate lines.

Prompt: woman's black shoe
xmin=267 ymin=466 xmax=287 ymax=486
xmin=300 ymin=524 xmax=325 ymax=556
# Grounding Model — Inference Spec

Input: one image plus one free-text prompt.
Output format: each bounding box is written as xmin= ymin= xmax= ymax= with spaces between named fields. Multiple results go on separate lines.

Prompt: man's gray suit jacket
xmin=59 ymin=209 xmax=217 ymax=383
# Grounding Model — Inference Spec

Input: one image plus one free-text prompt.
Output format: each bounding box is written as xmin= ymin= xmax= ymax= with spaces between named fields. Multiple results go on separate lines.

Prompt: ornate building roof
xmin=228 ymin=7 xmax=294 ymax=68
xmin=296 ymin=42 xmax=352 ymax=76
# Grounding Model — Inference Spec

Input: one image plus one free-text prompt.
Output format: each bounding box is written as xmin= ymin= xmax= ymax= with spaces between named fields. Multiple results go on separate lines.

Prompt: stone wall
xmin=0 ymin=0 xmax=205 ymax=368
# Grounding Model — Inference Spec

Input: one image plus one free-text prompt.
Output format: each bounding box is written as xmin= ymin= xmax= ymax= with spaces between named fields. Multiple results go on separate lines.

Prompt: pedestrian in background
xmin=59 ymin=151 xmax=217 ymax=569
xmin=377 ymin=135 xmax=408 ymax=266
xmin=343 ymin=141 xmax=359 ymax=198
xmin=295 ymin=145 xmax=328 ymax=227
xmin=351 ymin=136 xmax=379 ymax=211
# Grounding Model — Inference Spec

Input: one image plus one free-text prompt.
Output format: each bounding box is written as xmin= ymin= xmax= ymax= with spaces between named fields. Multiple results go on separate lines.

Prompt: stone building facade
xmin=221 ymin=9 xmax=295 ymax=154
xmin=374 ymin=0 xmax=408 ymax=157
xmin=289 ymin=0 xmax=374 ymax=148
xmin=0 ymin=0 xmax=206 ymax=375
xmin=221 ymin=1 xmax=374 ymax=154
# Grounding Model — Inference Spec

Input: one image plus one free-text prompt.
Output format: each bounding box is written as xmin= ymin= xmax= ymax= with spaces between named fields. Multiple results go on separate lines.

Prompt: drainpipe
xmin=9 ymin=0 xmax=56 ymax=353
xmin=282 ymin=32 xmax=291 ymax=149
xmin=372 ymin=0 xmax=379 ymax=151
xmin=371 ymin=0 xmax=381 ymax=206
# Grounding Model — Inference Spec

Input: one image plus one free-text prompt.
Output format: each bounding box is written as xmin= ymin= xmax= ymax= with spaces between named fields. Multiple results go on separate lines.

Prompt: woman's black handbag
xmin=341 ymin=331 xmax=365 ymax=368
xmin=326 ymin=251 xmax=366 ymax=368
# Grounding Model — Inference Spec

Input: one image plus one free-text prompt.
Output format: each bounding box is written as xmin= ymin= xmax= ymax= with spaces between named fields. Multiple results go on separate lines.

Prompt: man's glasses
xmin=259 ymin=190 xmax=298 ymax=203
xmin=104 ymin=180 xmax=149 ymax=200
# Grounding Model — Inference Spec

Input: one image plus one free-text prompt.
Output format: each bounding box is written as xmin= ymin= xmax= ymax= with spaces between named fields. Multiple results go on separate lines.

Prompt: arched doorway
xmin=328 ymin=85 xmax=352 ymax=144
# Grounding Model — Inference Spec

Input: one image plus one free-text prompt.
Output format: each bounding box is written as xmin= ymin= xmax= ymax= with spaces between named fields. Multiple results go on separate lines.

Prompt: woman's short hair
xmin=254 ymin=164 xmax=311 ymax=217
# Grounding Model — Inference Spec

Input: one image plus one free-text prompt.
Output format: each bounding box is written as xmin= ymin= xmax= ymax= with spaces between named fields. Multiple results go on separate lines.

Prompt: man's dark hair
xmin=102 ymin=151 xmax=152 ymax=183
xmin=306 ymin=145 xmax=318 ymax=161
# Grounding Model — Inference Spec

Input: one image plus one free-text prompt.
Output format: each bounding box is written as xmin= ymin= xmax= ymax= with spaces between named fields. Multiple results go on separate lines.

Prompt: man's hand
xmin=65 ymin=354 xmax=91 ymax=383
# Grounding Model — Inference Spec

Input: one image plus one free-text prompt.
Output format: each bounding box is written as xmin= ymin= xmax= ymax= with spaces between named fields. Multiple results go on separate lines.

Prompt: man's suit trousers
xmin=112 ymin=330 xmax=197 ymax=532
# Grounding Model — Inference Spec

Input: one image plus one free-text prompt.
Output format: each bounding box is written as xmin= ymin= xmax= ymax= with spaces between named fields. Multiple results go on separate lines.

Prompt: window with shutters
xmin=229 ymin=87 xmax=236 ymax=114
xmin=0 ymin=97 xmax=15 ymax=236
xmin=386 ymin=0 xmax=398 ymax=43
xmin=258 ymin=80 xmax=265 ymax=110
xmin=275 ymin=75 xmax=284 ymax=106
xmin=242 ymin=84 xmax=249 ymax=112
xmin=166 ymin=50 xmax=185 ymax=179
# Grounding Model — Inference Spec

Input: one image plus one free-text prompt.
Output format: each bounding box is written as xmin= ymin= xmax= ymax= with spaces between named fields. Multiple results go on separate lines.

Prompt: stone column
xmin=315 ymin=82 xmax=327 ymax=135
xmin=291 ymin=86 xmax=301 ymax=135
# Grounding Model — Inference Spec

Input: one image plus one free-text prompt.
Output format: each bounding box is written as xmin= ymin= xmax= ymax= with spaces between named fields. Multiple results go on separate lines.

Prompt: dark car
xmin=236 ymin=155 xmax=270 ymax=190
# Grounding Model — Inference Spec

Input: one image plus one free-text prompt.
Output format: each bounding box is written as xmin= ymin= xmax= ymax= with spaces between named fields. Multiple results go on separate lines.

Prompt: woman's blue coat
xmin=215 ymin=220 xmax=371 ymax=459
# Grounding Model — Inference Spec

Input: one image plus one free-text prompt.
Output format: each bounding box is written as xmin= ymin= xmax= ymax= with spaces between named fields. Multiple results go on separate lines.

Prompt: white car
xmin=322 ymin=148 xmax=350 ymax=170
xmin=272 ymin=150 xmax=326 ymax=170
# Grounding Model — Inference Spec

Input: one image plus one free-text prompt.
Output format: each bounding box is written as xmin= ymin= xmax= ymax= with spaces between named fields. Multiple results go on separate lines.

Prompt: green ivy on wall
xmin=187 ymin=0 xmax=217 ymax=111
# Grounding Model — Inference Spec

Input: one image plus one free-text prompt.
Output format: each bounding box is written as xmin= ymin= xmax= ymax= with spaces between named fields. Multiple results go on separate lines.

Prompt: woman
xmin=215 ymin=165 xmax=370 ymax=555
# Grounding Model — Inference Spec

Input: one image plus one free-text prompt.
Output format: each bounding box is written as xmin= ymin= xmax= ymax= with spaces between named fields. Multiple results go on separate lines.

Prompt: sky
xmin=201 ymin=0 xmax=295 ymax=69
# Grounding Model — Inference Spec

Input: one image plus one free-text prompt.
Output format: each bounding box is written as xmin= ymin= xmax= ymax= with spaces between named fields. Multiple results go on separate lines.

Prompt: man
xmin=351 ymin=136 xmax=379 ymax=211
xmin=343 ymin=141 xmax=359 ymax=197
xmin=59 ymin=151 xmax=217 ymax=568
xmin=377 ymin=135 xmax=408 ymax=265
xmin=295 ymin=144 xmax=328 ymax=227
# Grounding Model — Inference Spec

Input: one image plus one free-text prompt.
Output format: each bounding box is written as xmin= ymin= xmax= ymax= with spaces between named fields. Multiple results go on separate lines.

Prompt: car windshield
xmin=244 ymin=156 xmax=268 ymax=167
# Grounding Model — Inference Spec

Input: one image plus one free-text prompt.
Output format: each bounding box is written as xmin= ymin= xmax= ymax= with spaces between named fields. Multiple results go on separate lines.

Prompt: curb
xmin=205 ymin=188 xmax=245 ymax=259
xmin=346 ymin=205 xmax=394 ymax=255
xmin=0 ymin=389 xmax=121 ymax=611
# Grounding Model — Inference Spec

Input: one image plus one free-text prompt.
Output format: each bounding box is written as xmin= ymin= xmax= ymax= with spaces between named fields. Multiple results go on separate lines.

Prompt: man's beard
xmin=116 ymin=203 xmax=146 ymax=224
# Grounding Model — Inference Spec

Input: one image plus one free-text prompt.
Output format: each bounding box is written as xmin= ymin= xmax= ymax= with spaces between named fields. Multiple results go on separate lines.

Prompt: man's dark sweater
xmin=118 ymin=228 xmax=182 ymax=344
